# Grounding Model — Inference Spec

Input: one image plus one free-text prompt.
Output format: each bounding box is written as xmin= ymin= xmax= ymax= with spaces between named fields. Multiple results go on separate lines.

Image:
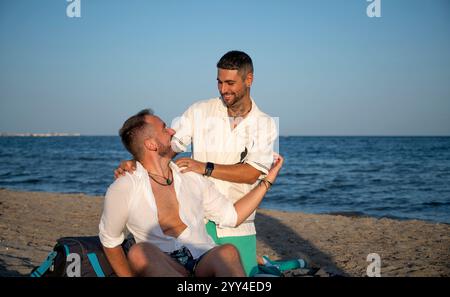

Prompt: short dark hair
xmin=217 ymin=50 xmax=254 ymax=78
xmin=119 ymin=109 xmax=154 ymax=159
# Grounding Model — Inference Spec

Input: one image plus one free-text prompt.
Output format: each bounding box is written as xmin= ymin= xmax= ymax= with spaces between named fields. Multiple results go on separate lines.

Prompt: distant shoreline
xmin=0 ymin=133 xmax=81 ymax=137
xmin=2 ymin=134 xmax=449 ymax=137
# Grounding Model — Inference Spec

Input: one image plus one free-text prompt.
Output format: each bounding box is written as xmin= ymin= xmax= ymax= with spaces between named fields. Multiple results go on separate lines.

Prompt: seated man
xmin=99 ymin=109 xmax=283 ymax=277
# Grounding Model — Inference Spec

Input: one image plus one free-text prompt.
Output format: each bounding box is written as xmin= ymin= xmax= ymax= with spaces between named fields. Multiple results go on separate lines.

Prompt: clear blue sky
xmin=1 ymin=0 xmax=449 ymax=136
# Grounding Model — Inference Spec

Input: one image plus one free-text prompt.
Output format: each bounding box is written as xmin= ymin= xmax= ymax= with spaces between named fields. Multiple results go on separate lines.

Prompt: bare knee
xmin=216 ymin=244 xmax=241 ymax=263
xmin=127 ymin=242 xmax=158 ymax=274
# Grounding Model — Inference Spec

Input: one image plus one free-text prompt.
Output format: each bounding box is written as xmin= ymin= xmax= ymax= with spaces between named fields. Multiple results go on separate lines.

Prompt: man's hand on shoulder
xmin=114 ymin=160 xmax=137 ymax=179
xmin=174 ymin=158 xmax=206 ymax=175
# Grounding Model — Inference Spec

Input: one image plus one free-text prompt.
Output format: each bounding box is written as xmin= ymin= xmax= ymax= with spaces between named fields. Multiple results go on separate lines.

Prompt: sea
xmin=0 ymin=136 xmax=449 ymax=224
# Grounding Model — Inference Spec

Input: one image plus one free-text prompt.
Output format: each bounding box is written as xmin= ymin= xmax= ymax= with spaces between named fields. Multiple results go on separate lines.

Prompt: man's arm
xmin=174 ymin=117 xmax=277 ymax=184
xmin=115 ymin=159 xmax=261 ymax=184
xmin=233 ymin=154 xmax=283 ymax=225
xmin=175 ymin=159 xmax=261 ymax=184
xmin=203 ymin=154 xmax=283 ymax=227
xmin=103 ymin=246 xmax=134 ymax=277
xmin=99 ymin=176 xmax=133 ymax=276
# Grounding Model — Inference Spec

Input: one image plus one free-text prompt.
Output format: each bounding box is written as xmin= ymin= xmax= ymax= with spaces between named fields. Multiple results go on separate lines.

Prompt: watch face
xmin=205 ymin=162 xmax=214 ymax=176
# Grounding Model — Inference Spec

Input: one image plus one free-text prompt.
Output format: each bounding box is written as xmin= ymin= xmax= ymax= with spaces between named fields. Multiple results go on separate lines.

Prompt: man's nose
xmin=168 ymin=128 xmax=176 ymax=135
xmin=219 ymin=84 xmax=228 ymax=94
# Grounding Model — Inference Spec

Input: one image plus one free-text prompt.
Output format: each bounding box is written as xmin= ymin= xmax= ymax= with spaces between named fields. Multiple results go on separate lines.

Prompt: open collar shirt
xmin=99 ymin=161 xmax=238 ymax=260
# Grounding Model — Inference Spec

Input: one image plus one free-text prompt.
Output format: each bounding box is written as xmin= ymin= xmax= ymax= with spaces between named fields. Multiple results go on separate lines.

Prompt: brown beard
xmin=222 ymin=88 xmax=247 ymax=109
xmin=156 ymin=139 xmax=174 ymax=158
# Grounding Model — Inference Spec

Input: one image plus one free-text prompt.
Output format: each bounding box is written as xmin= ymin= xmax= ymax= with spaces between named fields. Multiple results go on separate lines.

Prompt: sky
xmin=0 ymin=0 xmax=449 ymax=136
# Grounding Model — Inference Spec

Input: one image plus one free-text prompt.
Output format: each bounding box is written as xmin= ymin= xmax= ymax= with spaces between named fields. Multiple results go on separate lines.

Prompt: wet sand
xmin=0 ymin=188 xmax=448 ymax=277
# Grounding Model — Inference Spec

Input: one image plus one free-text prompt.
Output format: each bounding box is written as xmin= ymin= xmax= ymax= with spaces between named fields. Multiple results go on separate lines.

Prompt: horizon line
xmin=3 ymin=134 xmax=449 ymax=137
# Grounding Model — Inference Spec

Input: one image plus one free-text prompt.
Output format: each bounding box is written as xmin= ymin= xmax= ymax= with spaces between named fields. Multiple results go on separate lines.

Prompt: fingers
xmin=277 ymin=156 xmax=284 ymax=166
xmin=125 ymin=161 xmax=136 ymax=171
xmin=120 ymin=160 xmax=136 ymax=172
xmin=175 ymin=158 xmax=192 ymax=169
xmin=274 ymin=153 xmax=284 ymax=166
xmin=180 ymin=167 xmax=193 ymax=174
xmin=174 ymin=158 xmax=186 ymax=166
xmin=114 ymin=168 xmax=126 ymax=179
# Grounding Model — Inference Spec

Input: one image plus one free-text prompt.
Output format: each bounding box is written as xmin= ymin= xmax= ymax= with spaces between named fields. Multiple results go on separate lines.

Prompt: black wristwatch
xmin=204 ymin=162 xmax=214 ymax=177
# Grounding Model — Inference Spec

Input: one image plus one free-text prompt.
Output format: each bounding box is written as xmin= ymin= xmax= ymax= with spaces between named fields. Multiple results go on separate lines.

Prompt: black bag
xmin=30 ymin=236 xmax=135 ymax=277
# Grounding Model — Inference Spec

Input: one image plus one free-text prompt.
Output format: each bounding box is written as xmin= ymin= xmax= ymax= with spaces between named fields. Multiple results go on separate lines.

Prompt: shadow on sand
xmin=0 ymin=254 xmax=34 ymax=277
xmin=256 ymin=212 xmax=349 ymax=276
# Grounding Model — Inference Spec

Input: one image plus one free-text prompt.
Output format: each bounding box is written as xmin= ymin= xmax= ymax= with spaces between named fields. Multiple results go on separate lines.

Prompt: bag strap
xmin=63 ymin=244 xmax=70 ymax=256
xmin=87 ymin=253 xmax=106 ymax=277
xmin=30 ymin=251 xmax=58 ymax=277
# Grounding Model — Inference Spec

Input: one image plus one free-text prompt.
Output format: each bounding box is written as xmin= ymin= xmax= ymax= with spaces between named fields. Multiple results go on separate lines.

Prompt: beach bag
xmin=30 ymin=235 xmax=135 ymax=277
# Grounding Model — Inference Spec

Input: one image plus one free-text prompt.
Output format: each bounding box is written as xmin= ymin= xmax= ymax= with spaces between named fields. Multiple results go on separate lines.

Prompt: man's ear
xmin=144 ymin=138 xmax=157 ymax=151
xmin=245 ymin=72 xmax=253 ymax=88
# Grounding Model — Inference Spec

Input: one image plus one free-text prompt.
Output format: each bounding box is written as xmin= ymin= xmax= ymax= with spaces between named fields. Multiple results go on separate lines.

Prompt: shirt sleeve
xmin=98 ymin=174 xmax=133 ymax=248
xmin=170 ymin=104 xmax=196 ymax=153
xmin=200 ymin=176 xmax=238 ymax=228
xmin=245 ymin=116 xmax=278 ymax=175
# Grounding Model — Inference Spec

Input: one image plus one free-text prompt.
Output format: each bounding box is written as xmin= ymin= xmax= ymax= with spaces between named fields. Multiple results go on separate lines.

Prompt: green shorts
xmin=205 ymin=221 xmax=258 ymax=277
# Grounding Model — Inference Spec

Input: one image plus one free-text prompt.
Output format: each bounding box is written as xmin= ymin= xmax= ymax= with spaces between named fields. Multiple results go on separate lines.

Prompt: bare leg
xmin=194 ymin=244 xmax=246 ymax=277
xmin=127 ymin=242 xmax=189 ymax=277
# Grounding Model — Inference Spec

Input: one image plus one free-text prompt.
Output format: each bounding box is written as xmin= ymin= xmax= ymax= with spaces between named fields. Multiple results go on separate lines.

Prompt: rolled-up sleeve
xmin=201 ymin=177 xmax=237 ymax=228
xmin=245 ymin=116 xmax=278 ymax=174
xmin=99 ymin=175 xmax=133 ymax=248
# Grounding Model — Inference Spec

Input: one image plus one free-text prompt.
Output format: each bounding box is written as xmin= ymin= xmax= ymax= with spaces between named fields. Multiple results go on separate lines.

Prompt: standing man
xmin=171 ymin=50 xmax=278 ymax=276
xmin=116 ymin=51 xmax=278 ymax=276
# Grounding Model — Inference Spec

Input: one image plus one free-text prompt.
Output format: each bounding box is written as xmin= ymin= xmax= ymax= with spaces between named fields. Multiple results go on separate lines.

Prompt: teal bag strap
xmin=30 ymin=251 xmax=58 ymax=277
xmin=64 ymin=244 xmax=70 ymax=256
xmin=87 ymin=253 xmax=105 ymax=277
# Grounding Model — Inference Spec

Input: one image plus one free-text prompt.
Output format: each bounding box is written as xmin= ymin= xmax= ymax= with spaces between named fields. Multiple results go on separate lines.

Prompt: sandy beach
xmin=0 ymin=188 xmax=448 ymax=277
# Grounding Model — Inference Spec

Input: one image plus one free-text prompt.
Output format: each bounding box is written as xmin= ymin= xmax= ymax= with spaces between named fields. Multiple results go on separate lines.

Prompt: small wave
xmin=364 ymin=206 xmax=399 ymax=212
xmin=349 ymin=167 xmax=383 ymax=173
xmin=421 ymin=201 xmax=450 ymax=207
xmin=0 ymin=172 xmax=29 ymax=178
xmin=77 ymin=156 xmax=112 ymax=162
xmin=0 ymin=172 xmax=13 ymax=177
xmin=310 ymin=187 xmax=327 ymax=194
xmin=282 ymin=172 xmax=320 ymax=178
xmin=325 ymin=211 xmax=368 ymax=218
xmin=329 ymin=184 xmax=358 ymax=190
xmin=286 ymin=194 xmax=313 ymax=203
xmin=8 ymin=178 xmax=43 ymax=184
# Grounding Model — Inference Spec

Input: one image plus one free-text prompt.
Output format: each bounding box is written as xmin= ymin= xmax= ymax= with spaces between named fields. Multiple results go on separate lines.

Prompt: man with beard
xmin=115 ymin=51 xmax=278 ymax=276
xmin=101 ymin=109 xmax=283 ymax=276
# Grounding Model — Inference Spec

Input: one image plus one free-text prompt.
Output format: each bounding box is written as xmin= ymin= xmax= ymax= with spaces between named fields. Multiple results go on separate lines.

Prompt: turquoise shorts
xmin=205 ymin=221 xmax=258 ymax=277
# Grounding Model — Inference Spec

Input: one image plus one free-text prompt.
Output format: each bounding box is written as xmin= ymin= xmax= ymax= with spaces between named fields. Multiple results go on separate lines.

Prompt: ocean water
xmin=0 ymin=136 xmax=449 ymax=223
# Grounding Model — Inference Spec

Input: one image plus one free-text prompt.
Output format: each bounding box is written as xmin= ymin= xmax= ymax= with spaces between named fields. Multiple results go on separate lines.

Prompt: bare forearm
xmin=233 ymin=181 xmax=268 ymax=225
xmin=233 ymin=155 xmax=283 ymax=225
xmin=211 ymin=163 xmax=261 ymax=184
xmin=174 ymin=158 xmax=262 ymax=184
xmin=103 ymin=246 xmax=134 ymax=277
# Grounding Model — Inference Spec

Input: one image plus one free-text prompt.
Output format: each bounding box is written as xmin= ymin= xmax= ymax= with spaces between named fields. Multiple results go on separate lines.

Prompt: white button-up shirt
xmin=99 ymin=161 xmax=238 ymax=260
xmin=171 ymin=97 xmax=277 ymax=237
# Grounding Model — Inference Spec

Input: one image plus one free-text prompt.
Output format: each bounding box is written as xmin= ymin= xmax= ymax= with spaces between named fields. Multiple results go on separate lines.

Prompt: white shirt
xmin=99 ymin=161 xmax=238 ymax=260
xmin=171 ymin=97 xmax=278 ymax=237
